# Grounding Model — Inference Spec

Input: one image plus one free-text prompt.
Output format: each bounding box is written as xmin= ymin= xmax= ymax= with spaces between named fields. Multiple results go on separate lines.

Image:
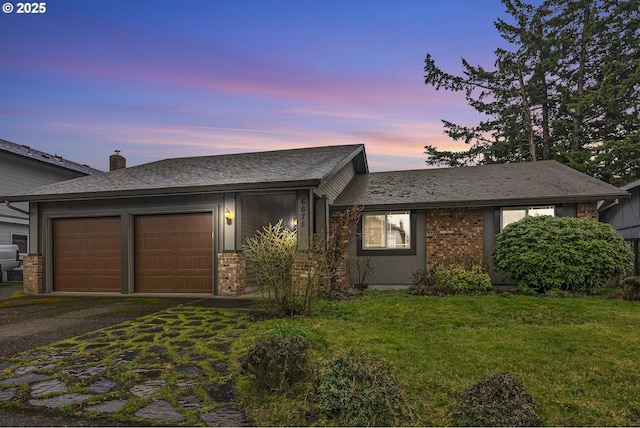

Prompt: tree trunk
xmin=518 ymin=67 xmax=536 ymax=162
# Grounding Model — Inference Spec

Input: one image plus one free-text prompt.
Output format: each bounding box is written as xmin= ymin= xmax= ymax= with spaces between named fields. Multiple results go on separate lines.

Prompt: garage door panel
xmin=54 ymin=217 xmax=121 ymax=292
xmin=135 ymin=212 xmax=213 ymax=293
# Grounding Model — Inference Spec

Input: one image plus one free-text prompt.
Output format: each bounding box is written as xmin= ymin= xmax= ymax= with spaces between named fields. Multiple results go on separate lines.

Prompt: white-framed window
xmin=363 ymin=211 xmax=411 ymax=250
xmin=501 ymin=206 xmax=555 ymax=230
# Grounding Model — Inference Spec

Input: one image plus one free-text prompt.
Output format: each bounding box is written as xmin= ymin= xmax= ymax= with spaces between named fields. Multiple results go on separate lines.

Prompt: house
xmin=599 ymin=179 xmax=640 ymax=274
xmin=1 ymin=144 xmax=628 ymax=295
xmin=332 ymin=161 xmax=629 ymax=285
xmin=0 ymin=139 xmax=102 ymax=281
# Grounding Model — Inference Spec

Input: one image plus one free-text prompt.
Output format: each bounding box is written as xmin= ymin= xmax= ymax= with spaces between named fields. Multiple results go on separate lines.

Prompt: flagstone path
xmin=0 ymin=306 xmax=254 ymax=426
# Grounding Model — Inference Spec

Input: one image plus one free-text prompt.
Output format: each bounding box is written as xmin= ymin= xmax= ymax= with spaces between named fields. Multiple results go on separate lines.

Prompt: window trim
xmin=358 ymin=210 xmax=416 ymax=256
xmin=500 ymin=205 xmax=556 ymax=231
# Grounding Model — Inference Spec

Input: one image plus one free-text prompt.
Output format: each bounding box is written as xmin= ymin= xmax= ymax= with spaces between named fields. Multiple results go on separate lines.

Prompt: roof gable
xmin=4 ymin=144 xmax=366 ymax=201
xmin=333 ymin=160 xmax=629 ymax=209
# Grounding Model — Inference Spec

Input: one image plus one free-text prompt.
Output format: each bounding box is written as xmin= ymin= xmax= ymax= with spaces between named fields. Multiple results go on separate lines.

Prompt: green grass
xmin=2 ymin=291 xmax=639 ymax=426
xmin=239 ymin=291 xmax=640 ymax=426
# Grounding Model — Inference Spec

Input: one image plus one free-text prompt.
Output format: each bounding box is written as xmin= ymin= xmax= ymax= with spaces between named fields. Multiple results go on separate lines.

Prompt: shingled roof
xmin=333 ymin=160 xmax=629 ymax=209
xmin=3 ymin=144 xmax=367 ymax=202
xmin=0 ymin=138 xmax=103 ymax=176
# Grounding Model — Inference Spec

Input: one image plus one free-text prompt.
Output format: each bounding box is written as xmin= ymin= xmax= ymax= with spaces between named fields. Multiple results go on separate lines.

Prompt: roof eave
xmin=2 ymin=179 xmax=323 ymax=203
xmin=319 ymin=145 xmax=368 ymax=186
xmin=331 ymin=192 xmax=630 ymax=211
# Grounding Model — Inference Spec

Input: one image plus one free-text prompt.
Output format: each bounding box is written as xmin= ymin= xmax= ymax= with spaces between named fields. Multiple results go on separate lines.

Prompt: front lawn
xmin=238 ymin=291 xmax=640 ymax=426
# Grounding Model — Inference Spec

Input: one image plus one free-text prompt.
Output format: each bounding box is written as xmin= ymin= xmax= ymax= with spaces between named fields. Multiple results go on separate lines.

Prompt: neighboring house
xmin=599 ymin=179 xmax=640 ymax=274
xmin=1 ymin=144 xmax=628 ymax=295
xmin=0 ymin=139 xmax=102 ymax=280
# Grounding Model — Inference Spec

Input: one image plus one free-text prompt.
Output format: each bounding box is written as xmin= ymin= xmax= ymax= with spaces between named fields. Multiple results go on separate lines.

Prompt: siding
xmin=318 ymin=162 xmax=356 ymax=204
xmin=601 ymin=187 xmax=640 ymax=239
xmin=350 ymin=210 xmax=427 ymax=285
xmin=0 ymin=153 xmax=88 ymax=246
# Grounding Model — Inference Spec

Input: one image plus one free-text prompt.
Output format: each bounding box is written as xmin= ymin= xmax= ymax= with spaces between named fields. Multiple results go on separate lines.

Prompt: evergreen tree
xmin=424 ymin=0 xmax=639 ymax=186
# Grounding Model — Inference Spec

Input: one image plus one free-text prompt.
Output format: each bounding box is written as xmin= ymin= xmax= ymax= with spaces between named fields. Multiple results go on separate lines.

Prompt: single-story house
xmin=1 ymin=144 xmax=628 ymax=295
xmin=0 ymin=138 xmax=102 ymax=281
xmin=599 ymin=179 xmax=640 ymax=274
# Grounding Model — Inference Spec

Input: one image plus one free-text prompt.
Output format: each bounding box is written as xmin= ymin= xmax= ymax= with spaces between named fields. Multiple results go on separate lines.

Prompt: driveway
xmin=0 ymin=285 xmax=256 ymax=426
xmin=0 ymin=285 xmax=253 ymax=358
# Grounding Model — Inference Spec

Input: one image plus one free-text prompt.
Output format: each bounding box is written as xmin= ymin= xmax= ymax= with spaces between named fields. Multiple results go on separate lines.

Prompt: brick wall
xmin=576 ymin=202 xmax=598 ymax=221
xmin=328 ymin=210 xmax=353 ymax=290
xmin=217 ymin=252 xmax=246 ymax=296
xmin=426 ymin=207 xmax=484 ymax=267
xmin=23 ymin=254 xmax=44 ymax=294
xmin=291 ymin=251 xmax=321 ymax=294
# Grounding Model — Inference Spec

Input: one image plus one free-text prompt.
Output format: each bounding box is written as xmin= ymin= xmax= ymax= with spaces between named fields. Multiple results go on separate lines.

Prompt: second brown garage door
xmin=135 ymin=212 xmax=213 ymax=293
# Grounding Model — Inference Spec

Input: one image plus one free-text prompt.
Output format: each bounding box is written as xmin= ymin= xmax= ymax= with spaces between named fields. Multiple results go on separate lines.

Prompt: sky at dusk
xmin=1 ymin=0 xmax=516 ymax=172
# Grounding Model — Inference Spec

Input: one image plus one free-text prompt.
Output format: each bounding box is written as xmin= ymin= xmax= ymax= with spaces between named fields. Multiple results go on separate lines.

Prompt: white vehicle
xmin=0 ymin=244 xmax=20 ymax=283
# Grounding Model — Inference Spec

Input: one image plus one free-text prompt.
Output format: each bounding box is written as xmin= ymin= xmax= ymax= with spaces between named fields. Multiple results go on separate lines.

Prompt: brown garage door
xmin=54 ymin=217 xmax=122 ymax=292
xmin=135 ymin=212 xmax=213 ymax=293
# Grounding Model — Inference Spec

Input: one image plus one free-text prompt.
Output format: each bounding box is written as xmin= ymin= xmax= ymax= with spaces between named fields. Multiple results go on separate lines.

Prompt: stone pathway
xmin=0 ymin=306 xmax=254 ymax=426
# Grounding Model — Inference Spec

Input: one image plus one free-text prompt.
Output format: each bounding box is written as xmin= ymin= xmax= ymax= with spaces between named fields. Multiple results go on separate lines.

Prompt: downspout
xmin=5 ymin=201 xmax=29 ymax=216
xmin=597 ymin=198 xmax=619 ymax=213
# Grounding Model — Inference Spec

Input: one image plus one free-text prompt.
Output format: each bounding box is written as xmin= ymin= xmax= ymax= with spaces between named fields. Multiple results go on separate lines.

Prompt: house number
xmin=299 ymin=197 xmax=307 ymax=228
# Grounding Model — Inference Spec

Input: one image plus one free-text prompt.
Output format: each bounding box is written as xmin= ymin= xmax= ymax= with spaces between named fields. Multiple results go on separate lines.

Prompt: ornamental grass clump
xmin=455 ymin=372 xmax=543 ymax=427
xmin=316 ymin=348 xmax=412 ymax=426
xmin=493 ymin=216 xmax=633 ymax=293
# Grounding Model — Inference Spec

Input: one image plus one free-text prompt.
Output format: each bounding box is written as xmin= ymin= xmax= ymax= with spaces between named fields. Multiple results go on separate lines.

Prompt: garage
xmin=54 ymin=217 xmax=122 ymax=292
xmin=135 ymin=212 xmax=213 ymax=293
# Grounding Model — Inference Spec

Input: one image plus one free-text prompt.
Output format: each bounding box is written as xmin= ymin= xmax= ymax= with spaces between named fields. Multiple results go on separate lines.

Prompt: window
xmin=363 ymin=211 xmax=411 ymax=250
xmin=501 ymin=206 xmax=555 ymax=229
xmin=11 ymin=234 xmax=28 ymax=254
xmin=241 ymin=193 xmax=297 ymax=244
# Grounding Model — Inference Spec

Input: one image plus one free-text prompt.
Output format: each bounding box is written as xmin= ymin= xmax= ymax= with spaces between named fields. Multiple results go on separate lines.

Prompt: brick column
xmin=217 ymin=252 xmax=246 ymax=296
xmin=328 ymin=211 xmax=351 ymax=291
xmin=23 ymin=254 xmax=44 ymax=294
xmin=576 ymin=202 xmax=598 ymax=221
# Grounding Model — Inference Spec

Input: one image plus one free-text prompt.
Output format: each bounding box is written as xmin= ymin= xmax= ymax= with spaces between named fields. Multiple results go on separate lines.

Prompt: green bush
xmin=239 ymin=321 xmax=310 ymax=392
xmin=493 ymin=216 xmax=633 ymax=293
xmin=408 ymin=263 xmax=492 ymax=296
xmin=455 ymin=372 xmax=543 ymax=427
xmin=433 ymin=264 xmax=493 ymax=294
xmin=316 ymin=348 xmax=411 ymax=426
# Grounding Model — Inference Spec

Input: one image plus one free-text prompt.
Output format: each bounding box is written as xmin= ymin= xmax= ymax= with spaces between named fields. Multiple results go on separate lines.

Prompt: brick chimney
xmin=109 ymin=150 xmax=126 ymax=171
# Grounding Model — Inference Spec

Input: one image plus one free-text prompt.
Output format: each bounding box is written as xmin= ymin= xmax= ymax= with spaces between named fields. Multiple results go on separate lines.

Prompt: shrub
xmin=619 ymin=276 xmax=640 ymax=301
xmin=243 ymin=221 xmax=312 ymax=315
xmin=433 ymin=264 xmax=493 ymax=294
xmin=493 ymin=216 xmax=633 ymax=293
xmin=316 ymin=348 xmax=411 ymax=426
xmin=239 ymin=320 xmax=310 ymax=392
xmin=348 ymin=256 xmax=375 ymax=292
xmin=455 ymin=372 xmax=543 ymax=427
xmin=407 ymin=266 xmax=437 ymax=295
xmin=408 ymin=263 xmax=492 ymax=296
